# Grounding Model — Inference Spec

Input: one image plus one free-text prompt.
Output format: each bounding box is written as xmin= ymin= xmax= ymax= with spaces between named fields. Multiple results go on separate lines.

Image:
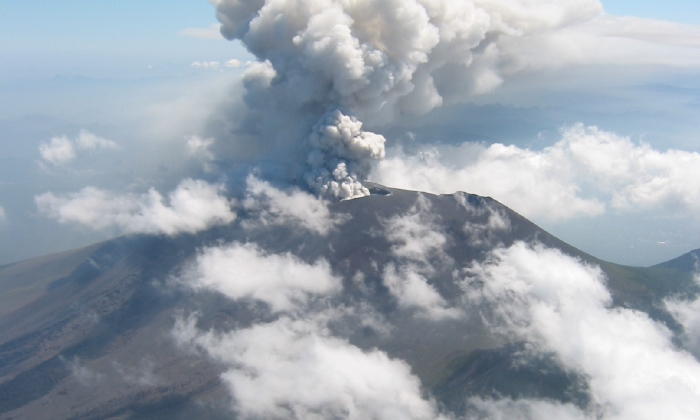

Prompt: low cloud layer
xmin=190 ymin=242 xmax=341 ymax=313
xmin=39 ymin=130 xmax=118 ymax=167
xmin=373 ymin=124 xmax=700 ymax=222
xmin=465 ymin=242 xmax=700 ymax=419
xmin=175 ymin=314 xmax=448 ymax=420
xmin=35 ymin=179 xmax=236 ymax=235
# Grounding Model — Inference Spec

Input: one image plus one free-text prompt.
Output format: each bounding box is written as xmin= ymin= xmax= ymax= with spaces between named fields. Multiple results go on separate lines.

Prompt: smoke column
xmin=213 ymin=0 xmax=602 ymax=199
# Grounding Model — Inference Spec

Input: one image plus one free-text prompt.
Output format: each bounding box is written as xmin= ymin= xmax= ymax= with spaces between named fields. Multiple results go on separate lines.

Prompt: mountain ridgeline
xmin=0 ymin=185 xmax=697 ymax=419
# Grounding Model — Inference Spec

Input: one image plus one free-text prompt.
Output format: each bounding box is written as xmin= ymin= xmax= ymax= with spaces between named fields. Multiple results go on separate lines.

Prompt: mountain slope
xmin=0 ymin=185 xmax=696 ymax=419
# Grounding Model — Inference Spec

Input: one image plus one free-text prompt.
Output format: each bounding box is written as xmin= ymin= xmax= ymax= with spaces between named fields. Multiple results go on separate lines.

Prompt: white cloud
xmin=382 ymin=195 xmax=448 ymax=266
xmin=186 ymin=135 xmax=215 ymax=161
xmin=75 ymin=129 xmax=118 ymax=150
xmin=174 ymin=314 xmax=448 ymax=420
xmin=383 ymin=263 xmax=463 ymax=321
xmin=373 ymin=124 xmax=700 ymax=222
xmin=465 ymin=242 xmax=700 ymax=420
xmin=63 ymin=357 xmax=104 ymax=387
xmin=189 ymin=242 xmax=341 ymax=313
xmin=179 ymin=23 xmax=223 ymax=40
xmin=35 ymin=179 xmax=236 ymax=235
xmin=243 ymin=175 xmax=346 ymax=235
xmin=191 ymin=61 xmax=221 ymax=69
xmin=380 ymin=196 xmax=462 ymax=320
xmin=455 ymin=193 xmax=512 ymax=248
xmin=111 ymin=359 xmax=159 ymax=387
xmin=39 ymin=136 xmax=76 ymax=165
xmin=666 ymin=275 xmax=700 ymax=357
xmin=39 ymin=130 xmax=118 ymax=166
xmin=0 ymin=205 xmax=6 ymax=224
xmin=225 ymin=59 xmax=241 ymax=68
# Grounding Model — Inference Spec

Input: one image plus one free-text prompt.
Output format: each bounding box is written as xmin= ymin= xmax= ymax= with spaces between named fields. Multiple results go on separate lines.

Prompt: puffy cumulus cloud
xmin=383 ymin=195 xmax=448 ymax=266
xmin=224 ymin=59 xmax=241 ymax=68
xmin=189 ymin=242 xmax=341 ymax=313
xmin=35 ymin=179 xmax=236 ymax=235
xmin=383 ymin=263 xmax=462 ymax=321
xmin=464 ymin=242 xmax=700 ymax=420
xmin=39 ymin=130 xmax=118 ymax=166
xmin=39 ymin=136 xmax=76 ymax=165
xmin=179 ymin=23 xmax=224 ymax=40
xmin=563 ymin=125 xmax=700 ymax=211
xmin=212 ymin=0 xmax=611 ymax=200
xmin=191 ymin=61 xmax=221 ymax=69
xmin=75 ymin=130 xmax=118 ymax=150
xmin=373 ymin=124 xmax=700 ymax=222
xmin=174 ymin=314 xmax=448 ymax=420
xmin=243 ymin=175 xmax=347 ymax=235
xmin=186 ymin=135 xmax=215 ymax=161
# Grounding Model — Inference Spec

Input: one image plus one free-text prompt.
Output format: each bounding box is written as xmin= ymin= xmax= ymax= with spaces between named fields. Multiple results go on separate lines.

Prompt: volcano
xmin=0 ymin=185 xmax=697 ymax=420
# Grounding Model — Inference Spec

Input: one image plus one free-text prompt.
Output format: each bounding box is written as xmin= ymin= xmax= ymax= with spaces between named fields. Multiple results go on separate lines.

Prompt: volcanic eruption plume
xmin=212 ymin=0 xmax=602 ymax=199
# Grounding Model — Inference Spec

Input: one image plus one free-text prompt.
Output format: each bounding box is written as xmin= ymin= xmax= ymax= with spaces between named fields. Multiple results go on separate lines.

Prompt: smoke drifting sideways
xmin=211 ymin=0 xmax=603 ymax=200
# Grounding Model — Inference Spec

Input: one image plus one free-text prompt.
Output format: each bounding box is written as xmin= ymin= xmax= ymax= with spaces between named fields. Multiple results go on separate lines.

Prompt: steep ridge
xmin=0 ymin=186 xmax=695 ymax=419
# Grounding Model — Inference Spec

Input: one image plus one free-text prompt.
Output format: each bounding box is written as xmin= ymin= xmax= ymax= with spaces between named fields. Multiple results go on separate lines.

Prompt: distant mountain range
xmin=0 ymin=185 xmax=697 ymax=420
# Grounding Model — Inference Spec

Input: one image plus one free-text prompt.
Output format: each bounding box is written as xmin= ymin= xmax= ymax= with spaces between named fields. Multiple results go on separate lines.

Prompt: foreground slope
xmin=0 ymin=185 xmax=696 ymax=419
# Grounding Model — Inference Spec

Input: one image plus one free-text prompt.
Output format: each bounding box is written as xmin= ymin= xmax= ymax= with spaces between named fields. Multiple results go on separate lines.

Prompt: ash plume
xmin=213 ymin=0 xmax=602 ymax=199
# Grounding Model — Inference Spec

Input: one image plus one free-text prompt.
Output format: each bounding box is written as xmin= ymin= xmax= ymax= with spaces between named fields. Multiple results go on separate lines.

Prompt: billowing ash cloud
xmin=35 ymin=179 xmax=236 ymax=235
xmin=212 ymin=0 xmax=603 ymax=199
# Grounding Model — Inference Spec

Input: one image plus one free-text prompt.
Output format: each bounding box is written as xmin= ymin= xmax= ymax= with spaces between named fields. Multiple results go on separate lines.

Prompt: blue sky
xmin=1 ymin=0 xmax=700 ymax=267
xmin=603 ymin=0 xmax=700 ymax=24
xmin=0 ymin=0 xmax=696 ymax=80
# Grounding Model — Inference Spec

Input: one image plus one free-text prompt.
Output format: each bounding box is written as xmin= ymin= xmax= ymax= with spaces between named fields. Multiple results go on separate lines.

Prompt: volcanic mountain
xmin=0 ymin=185 xmax=697 ymax=420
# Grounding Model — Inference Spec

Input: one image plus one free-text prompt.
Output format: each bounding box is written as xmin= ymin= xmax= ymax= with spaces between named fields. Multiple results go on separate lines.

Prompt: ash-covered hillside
xmin=0 ymin=184 xmax=699 ymax=420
